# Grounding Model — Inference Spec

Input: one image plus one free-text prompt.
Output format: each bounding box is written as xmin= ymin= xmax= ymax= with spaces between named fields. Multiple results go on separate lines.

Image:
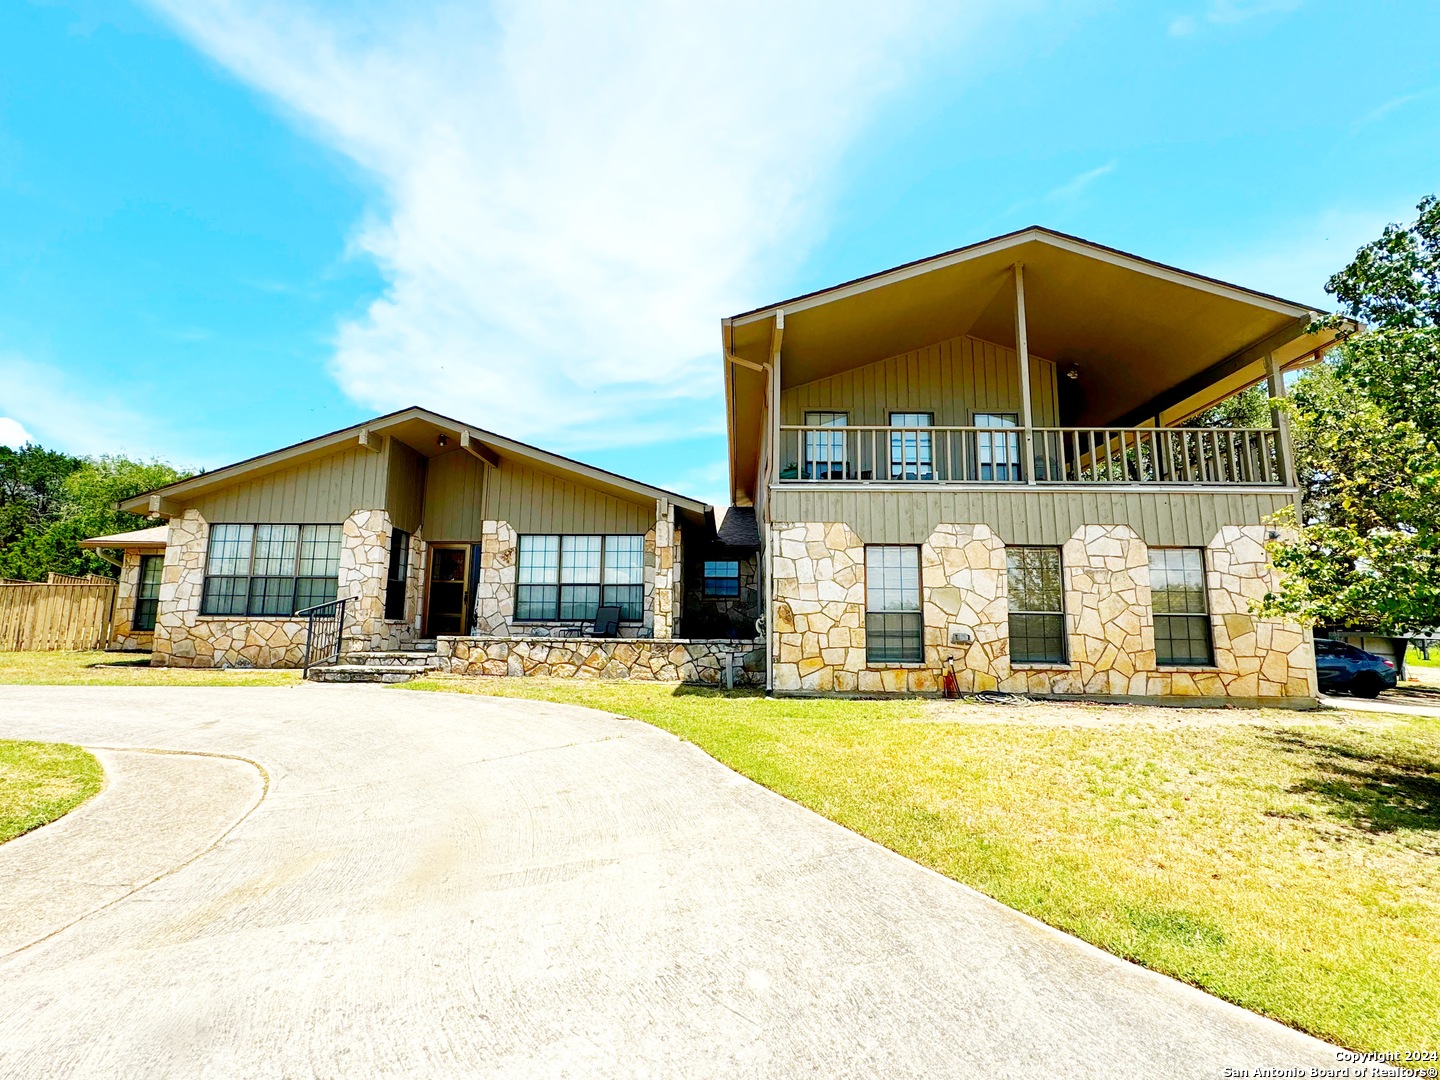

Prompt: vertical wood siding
xmin=781 ymin=333 xmax=1060 ymax=427
xmin=770 ymin=488 xmax=1296 ymax=547
xmin=385 ymin=438 xmax=427 ymax=534
xmin=189 ymin=446 xmax=388 ymax=523
xmin=0 ymin=581 xmax=116 ymax=651
xmin=488 ymin=460 xmax=652 ymax=535
xmin=422 ymin=450 xmax=488 ymax=541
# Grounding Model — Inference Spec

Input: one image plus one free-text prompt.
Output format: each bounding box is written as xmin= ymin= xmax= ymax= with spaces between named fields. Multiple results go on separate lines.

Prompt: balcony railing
xmin=777 ymin=425 xmax=1286 ymax=486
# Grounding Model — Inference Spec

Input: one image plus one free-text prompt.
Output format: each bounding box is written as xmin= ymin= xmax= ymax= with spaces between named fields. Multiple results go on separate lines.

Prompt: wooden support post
xmin=1265 ymin=352 xmax=1296 ymax=488
xmin=770 ymin=310 xmax=785 ymax=487
xmin=1014 ymin=263 xmax=1037 ymax=485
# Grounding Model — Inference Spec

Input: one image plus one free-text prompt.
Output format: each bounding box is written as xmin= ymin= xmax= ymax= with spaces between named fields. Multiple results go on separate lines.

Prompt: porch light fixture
xmin=437 ymin=434 xmax=450 ymax=448
xmin=1063 ymin=362 xmax=1081 ymax=381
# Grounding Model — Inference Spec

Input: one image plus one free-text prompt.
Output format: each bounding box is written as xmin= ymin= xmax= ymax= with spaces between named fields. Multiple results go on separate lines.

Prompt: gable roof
xmin=722 ymin=225 xmax=1351 ymax=502
xmin=118 ymin=406 xmax=710 ymax=518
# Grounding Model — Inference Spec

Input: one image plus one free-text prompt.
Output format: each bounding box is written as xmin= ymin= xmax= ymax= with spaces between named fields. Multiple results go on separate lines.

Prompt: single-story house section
xmin=99 ymin=407 xmax=763 ymax=683
xmin=77 ymin=525 xmax=168 ymax=651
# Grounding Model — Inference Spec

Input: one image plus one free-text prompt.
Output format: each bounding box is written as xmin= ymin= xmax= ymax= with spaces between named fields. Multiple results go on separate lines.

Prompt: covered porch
xmin=724 ymin=227 xmax=1354 ymax=498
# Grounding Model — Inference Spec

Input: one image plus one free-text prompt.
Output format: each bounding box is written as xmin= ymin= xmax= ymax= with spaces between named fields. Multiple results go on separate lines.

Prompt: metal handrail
xmin=299 ymin=596 xmax=353 ymax=674
xmin=775 ymin=424 xmax=1284 ymax=486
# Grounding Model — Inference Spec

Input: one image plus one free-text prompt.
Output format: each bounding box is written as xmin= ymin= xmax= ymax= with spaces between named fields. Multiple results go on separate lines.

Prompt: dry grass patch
xmin=405 ymin=677 xmax=1440 ymax=1053
xmin=0 ymin=651 xmax=299 ymax=686
xmin=0 ymin=739 xmax=104 ymax=844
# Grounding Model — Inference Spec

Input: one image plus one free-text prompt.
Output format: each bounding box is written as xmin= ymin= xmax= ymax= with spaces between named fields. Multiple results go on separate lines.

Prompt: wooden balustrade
xmin=776 ymin=425 xmax=1284 ymax=486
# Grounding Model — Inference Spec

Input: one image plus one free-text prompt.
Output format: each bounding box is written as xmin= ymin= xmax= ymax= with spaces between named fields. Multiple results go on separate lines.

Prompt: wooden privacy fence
xmin=0 ymin=579 xmax=117 ymax=651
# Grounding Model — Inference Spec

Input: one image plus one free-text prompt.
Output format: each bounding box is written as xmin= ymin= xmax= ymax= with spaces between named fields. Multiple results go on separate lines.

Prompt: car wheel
xmin=1350 ymin=674 xmax=1383 ymax=699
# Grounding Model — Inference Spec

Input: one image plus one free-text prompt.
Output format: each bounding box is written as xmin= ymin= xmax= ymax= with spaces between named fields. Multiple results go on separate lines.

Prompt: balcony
xmin=777 ymin=424 xmax=1287 ymax=487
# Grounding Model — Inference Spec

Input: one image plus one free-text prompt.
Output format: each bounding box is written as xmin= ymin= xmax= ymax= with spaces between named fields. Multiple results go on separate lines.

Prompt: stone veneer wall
xmin=769 ymin=519 xmax=1317 ymax=703
xmin=471 ymin=498 xmax=679 ymax=639
xmin=152 ymin=507 xmax=399 ymax=667
xmin=107 ymin=548 xmax=154 ymax=651
xmin=437 ymin=635 xmax=764 ymax=686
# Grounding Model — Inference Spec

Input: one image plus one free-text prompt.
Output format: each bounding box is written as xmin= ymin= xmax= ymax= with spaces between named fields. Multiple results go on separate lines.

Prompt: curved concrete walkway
xmin=0 ymin=685 xmax=1341 ymax=1078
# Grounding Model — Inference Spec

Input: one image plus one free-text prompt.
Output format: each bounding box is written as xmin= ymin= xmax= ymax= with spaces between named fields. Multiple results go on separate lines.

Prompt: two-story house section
xmin=723 ymin=226 xmax=1353 ymax=705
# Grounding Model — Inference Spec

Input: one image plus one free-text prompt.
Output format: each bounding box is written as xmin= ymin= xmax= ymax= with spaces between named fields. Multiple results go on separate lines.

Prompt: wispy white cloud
xmin=1353 ymin=89 xmax=1435 ymax=130
xmin=1169 ymin=0 xmax=1300 ymax=36
xmin=0 ymin=354 xmax=184 ymax=460
xmin=0 ymin=417 xmax=34 ymax=450
xmin=142 ymin=0 xmax=1005 ymax=455
xmin=1198 ymin=206 xmax=1407 ymax=309
xmin=1045 ymin=161 xmax=1117 ymax=203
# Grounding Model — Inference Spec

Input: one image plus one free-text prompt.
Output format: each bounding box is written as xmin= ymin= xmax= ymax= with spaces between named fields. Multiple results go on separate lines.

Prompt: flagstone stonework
xmin=107 ymin=548 xmax=155 ymax=651
xmin=436 ymin=635 xmax=764 ymax=685
xmin=152 ymin=508 xmax=400 ymax=668
xmin=767 ymin=519 xmax=1317 ymax=704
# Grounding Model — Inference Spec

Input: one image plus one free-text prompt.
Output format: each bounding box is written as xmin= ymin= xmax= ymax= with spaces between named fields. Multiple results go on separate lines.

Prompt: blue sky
xmin=2 ymin=0 xmax=1437 ymax=509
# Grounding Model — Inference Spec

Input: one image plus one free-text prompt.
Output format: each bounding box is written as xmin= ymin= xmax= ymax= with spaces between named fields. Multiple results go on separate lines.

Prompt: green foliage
xmin=1187 ymin=383 xmax=1272 ymax=429
xmin=1260 ymin=196 xmax=1440 ymax=634
xmin=0 ymin=443 xmax=189 ymax=581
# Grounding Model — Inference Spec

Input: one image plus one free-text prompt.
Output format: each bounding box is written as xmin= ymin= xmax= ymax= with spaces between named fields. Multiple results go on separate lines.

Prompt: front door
xmin=425 ymin=544 xmax=471 ymax=636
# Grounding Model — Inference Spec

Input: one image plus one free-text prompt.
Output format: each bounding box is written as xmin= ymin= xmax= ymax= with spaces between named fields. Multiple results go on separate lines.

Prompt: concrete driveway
xmin=0 ymin=685 xmax=1341 ymax=1078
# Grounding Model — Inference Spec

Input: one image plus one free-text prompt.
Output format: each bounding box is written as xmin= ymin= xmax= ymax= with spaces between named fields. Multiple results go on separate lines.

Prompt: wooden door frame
xmin=423 ymin=542 xmax=473 ymax=638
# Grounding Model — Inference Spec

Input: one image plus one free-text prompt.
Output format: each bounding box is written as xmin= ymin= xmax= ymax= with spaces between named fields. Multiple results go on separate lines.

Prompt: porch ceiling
xmin=725 ymin=227 xmax=1350 ymax=502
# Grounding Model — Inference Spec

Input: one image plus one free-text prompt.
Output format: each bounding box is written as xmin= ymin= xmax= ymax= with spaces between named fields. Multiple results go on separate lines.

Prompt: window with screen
xmin=516 ymin=535 xmax=645 ymax=622
xmin=384 ymin=529 xmax=410 ymax=621
xmin=133 ymin=554 xmax=163 ymax=632
xmin=865 ymin=546 xmax=923 ymax=664
xmin=803 ymin=411 xmax=848 ymax=480
xmin=1007 ymin=546 xmax=1065 ymax=663
xmin=889 ymin=412 xmax=934 ymax=480
xmin=1150 ymin=547 xmax=1213 ymax=665
xmin=703 ymin=560 xmax=741 ymax=597
xmin=200 ymin=523 xmax=342 ymax=616
xmin=975 ymin=413 xmax=1021 ymax=481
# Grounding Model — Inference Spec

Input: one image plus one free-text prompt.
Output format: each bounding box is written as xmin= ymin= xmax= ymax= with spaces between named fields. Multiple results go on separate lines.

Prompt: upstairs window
xmin=1150 ymin=547 xmax=1213 ymax=665
xmin=200 ymin=524 xmax=342 ymax=617
xmin=803 ymin=411 xmax=848 ymax=480
xmin=889 ymin=412 xmax=934 ymax=480
xmin=133 ymin=554 xmax=163 ymax=632
xmin=703 ymin=560 xmax=741 ymax=597
xmin=384 ymin=529 xmax=410 ymax=621
xmin=865 ymin=545 xmax=923 ymax=664
xmin=516 ymin=534 xmax=644 ymax=622
xmin=1007 ymin=546 xmax=1065 ymax=663
xmin=975 ymin=413 xmax=1022 ymax=481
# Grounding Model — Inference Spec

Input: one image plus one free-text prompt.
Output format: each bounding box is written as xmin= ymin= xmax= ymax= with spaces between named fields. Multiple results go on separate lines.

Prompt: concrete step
xmin=341 ymin=651 xmax=438 ymax=669
xmin=308 ymin=664 xmax=421 ymax=684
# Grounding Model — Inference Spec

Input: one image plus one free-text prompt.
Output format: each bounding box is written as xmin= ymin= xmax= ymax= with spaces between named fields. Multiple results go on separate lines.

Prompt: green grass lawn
xmin=1407 ymin=646 xmax=1440 ymax=670
xmin=0 ymin=739 xmax=104 ymax=844
xmin=405 ymin=677 xmax=1440 ymax=1054
xmin=0 ymin=650 xmax=300 ymax=686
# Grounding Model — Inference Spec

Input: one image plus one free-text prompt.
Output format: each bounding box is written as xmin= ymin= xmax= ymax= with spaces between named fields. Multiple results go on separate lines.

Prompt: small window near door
xmin=974 ymin=413 xmax=1022 ymax=481
xmin=384 ymin=529 xmax=410 ymax=621
xmin=704 ymin=560 xmax=740 ymax=597
xmin=133 ymin=554 xmax=163 ymax=632
xmin=889 ymin=413 xmax=934 ymax=480
xmin=865 ymin=545 xmax=923 ymax=664
xmin=803 ymin=411 xmax=848 ymax=480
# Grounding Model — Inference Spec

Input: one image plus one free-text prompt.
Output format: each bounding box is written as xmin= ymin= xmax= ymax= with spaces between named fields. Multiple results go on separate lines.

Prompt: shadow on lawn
xmin=1266 ymin=730 xmax=1440 ymax=835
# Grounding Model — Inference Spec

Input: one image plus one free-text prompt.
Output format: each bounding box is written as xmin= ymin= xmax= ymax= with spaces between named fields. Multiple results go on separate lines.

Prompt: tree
xmin=1259 ymin=196 xmax=1440 ymax=634
xmin=0 ymin=445 xmax=189 ymax=580
xmin=1187 ymin=383 xmax=1272 ymax=429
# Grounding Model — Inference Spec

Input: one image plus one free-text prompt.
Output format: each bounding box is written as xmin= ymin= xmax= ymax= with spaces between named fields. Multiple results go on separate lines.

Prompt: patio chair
xmin=592 ymin=606 xmax=621 ymax=637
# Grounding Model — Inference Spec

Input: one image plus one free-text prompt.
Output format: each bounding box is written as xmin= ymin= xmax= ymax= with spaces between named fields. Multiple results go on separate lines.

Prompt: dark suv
xmin=1314 ymin=638 xmax=1398 ymax=698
